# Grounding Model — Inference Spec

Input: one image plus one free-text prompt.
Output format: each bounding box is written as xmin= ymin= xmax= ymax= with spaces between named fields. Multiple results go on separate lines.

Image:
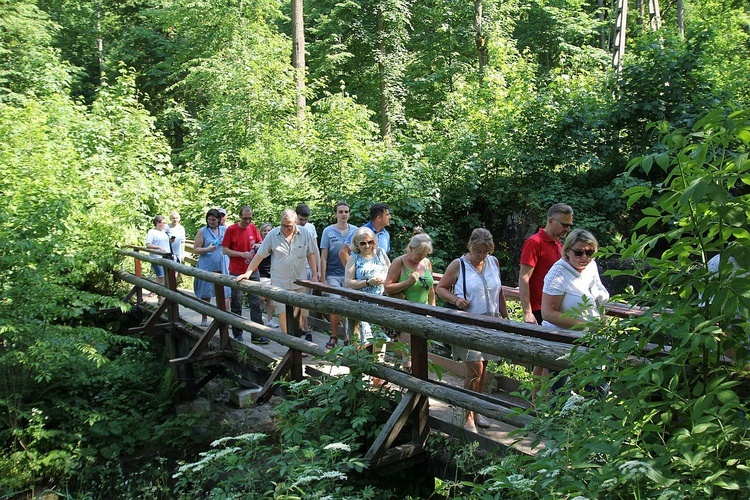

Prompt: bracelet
xmin=366 ymin=278 xmax=371 ymax=287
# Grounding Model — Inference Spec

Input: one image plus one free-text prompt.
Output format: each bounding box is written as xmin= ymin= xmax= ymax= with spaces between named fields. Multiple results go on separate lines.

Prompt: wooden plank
xmin=170 ymin=350 xmax=235 ymax=366
xmin=256 ymin=351 xmax=294 ymax=404
xmin=366 ymin=391 xmax=426 ymax=462
xmin=369 ymin=444 xmax=429 ymax=471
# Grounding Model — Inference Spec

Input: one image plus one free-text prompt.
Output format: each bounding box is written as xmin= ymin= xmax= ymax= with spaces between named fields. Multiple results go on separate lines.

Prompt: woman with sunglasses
xmin=541 ymin=228 xmax=609 ymax=329
xmin=344 ymin=227 xmax=391 ymax=344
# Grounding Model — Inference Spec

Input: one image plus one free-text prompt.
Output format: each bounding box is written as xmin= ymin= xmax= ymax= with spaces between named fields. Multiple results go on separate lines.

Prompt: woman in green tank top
xmin=384 ymin=232 xmax=436 ymax=306
xmin=384 ymin=233 xmax=436 ymax=370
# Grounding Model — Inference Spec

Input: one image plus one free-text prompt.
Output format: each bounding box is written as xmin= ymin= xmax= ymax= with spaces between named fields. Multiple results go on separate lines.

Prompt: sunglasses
xmin=552 ymin=217 xmax=573 ymax=229
xmin=570 ymin=248 xmax=595 ymax=258
xmin=418 ymin=276 xmax=429 ymax=290
xmin=358 ymin=240 xmax=375 ymax=247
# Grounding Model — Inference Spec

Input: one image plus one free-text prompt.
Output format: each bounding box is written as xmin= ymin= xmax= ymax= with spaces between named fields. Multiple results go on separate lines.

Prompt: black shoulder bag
xmin=444 ymin=258 xmax=467 ymax=310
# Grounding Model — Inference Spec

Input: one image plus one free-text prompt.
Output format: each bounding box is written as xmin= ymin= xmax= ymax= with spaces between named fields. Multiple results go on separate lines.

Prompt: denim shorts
xmin=151 ymin=264 xmax=164 ymax=278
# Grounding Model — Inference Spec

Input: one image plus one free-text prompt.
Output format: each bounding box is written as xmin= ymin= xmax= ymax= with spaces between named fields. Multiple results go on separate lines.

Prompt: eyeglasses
xmin=552 ymin=217 xmax=573 ymax=229
xmin=241 ymin=216 xmax=253 ymax=221
xmin=570 ymin=248 xmax=595 ymax=258
xmin=358 ymin=240 xmax=375 ymax=247
xmin=281 ymin=223 xmax=295 ymax=229
xmin=418 ymin=276 xmax=429 ymax=290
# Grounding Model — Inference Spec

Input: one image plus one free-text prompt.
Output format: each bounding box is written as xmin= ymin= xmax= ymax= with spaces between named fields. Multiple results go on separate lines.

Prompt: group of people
xmin=146 ymin=201 xmax=611 ymax=427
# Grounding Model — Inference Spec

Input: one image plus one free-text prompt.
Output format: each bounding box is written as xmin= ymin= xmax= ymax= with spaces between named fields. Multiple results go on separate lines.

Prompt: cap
xmin=217 ymin=207 xmax=227 ymax=215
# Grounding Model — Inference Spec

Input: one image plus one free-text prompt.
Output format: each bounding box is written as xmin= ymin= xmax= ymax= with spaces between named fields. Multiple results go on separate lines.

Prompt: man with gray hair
xmin=518 ymin=202 xmax=573 ymax=399
xmin=238 ymin=209 xmax=319 ymax=336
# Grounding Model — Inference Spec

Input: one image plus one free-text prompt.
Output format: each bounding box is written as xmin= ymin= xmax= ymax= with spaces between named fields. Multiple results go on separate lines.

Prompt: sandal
xmin=343 ymin=338 xmax=350 ymax=346
xmin=326 ymin=336 xmax=338 ymax=349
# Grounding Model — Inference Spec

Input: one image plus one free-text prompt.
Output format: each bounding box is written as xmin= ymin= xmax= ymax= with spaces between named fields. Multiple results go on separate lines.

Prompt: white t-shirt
xmin=541 ymin=258 xmax=609 ymax=327
xmin=145 ymin=228 xmax=170 ymax=253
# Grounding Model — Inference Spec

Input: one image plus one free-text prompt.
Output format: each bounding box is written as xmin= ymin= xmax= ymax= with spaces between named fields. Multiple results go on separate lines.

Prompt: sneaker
xmin=267 ymin=319 xmax=279 ymax=328
xmin=304 ymin=331 xmax=313 ymax=342
xmin=234 ymin=334 xmax=244 ymax=342
xmin=252 ymin=336 xmax=270 ymax=344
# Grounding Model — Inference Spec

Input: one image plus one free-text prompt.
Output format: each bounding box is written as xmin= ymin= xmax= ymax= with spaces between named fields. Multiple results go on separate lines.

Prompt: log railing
xmin=116 ymin=246 xmax=647 ymax=462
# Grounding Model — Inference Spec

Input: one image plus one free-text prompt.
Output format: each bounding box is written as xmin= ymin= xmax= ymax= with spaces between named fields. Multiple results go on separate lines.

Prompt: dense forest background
xmin=5 ymin=0 xmax=749 ymax=276
xmin=2 ymin=0 xmax=750 ymax=496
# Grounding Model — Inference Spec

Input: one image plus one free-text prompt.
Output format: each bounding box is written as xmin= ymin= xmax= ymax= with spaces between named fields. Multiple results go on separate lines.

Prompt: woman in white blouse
xmin=541 ymin=228 xmax=609 ymax=329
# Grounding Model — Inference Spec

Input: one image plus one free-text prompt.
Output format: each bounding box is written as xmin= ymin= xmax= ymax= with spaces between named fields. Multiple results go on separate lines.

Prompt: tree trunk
xmin=637 ymin=0 xmax=644 ymax=29
xmin=291 ymin=0 xmax=306 ymax=123
xmin=474 ymin=0 xmax=488 ymax=81
xmin=677 ymin=0 xmax=684 ymax=39
xmin=648 ymin=0 xmax=662 ymax=31
xmin=612 ymin=0 xmax=628 ymax=71
xmin=598 ymin=0 xmax=606 ymax=51
xmin=95 ymin=0 xmax=104 ymax=84
xmin=377 ymin=6 xmax=391 ymax=140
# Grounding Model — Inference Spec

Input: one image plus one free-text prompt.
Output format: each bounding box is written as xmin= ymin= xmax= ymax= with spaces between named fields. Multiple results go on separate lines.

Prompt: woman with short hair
xmin=541 ymin=228 xmax=609 ymax=329
xmin=384 ymin=233 xmax=436 ymax=371
xmin=436 ymin=228 xmax=509 ymax=432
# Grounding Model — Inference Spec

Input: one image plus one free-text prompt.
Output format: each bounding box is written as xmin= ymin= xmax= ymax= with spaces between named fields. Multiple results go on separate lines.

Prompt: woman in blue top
xmin=345 ymin=227 xmax=391 ymax=343
xmin=192 ymin=209 xmax=231 ymax=327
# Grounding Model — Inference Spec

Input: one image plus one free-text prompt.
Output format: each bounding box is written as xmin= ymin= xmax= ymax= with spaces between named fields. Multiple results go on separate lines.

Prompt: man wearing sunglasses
xmin=519 ymin=203 xmax=573 ymax=401
xmin=519 ymin=203 xmax=574 ymax=325
xmin=223 ymin=205 xmax=267 ymax=343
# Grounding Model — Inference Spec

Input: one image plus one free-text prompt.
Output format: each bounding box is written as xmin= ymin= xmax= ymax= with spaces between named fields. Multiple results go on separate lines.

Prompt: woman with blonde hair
xmin=344 ymin=226 xmax=391 ymax=343
xmin=437 ymin=228 xmax=509 ymax=432
xmin=541 ymin=228 xmax=609 ymax=328
xmin=384 ymin=233 xmax=436 ymax=370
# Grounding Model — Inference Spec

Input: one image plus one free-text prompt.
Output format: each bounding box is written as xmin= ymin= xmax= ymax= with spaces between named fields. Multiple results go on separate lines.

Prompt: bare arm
xmin=426 ymin=259 xmax=436 ymax=306
xmin=192 ymin=229 xmax=217 ymax=255
xmin=307 ymin=251 xmax=319 ymax=282
xmin=320 ymin=248 xmax=329 ymax=283
xmin=384 ymin=257 xmax=417 ymax=295
xmin=338 ymin=245 xmax=350 ymax=267
xmin=436 ymin=259 xmax=469 ymax=309
xmin=236 ymin=253 xmax=264 ymax=281
xmin=541 ymin=293 xmax=582 ymax=329
xmin=499 ymin=289 xmax=509 ymax=319
xmin=344 ymin=257 xmax=358 ymax=288
xmin=518 ymin=264 xmax=537 ymax=324
xmin=223 ymin=245 xmax=253 ymax=260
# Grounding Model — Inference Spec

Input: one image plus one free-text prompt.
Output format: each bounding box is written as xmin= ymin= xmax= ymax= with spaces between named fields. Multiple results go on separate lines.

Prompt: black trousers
xmin=230 ymin=271 xmax=263 ymax=337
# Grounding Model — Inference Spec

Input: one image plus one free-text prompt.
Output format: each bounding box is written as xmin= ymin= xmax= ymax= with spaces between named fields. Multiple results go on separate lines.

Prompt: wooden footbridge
xmin=116 ymin=246 xmax=644 ymax=470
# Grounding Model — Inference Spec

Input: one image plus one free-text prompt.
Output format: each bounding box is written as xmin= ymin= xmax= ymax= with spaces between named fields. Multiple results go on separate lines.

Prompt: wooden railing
xmin=116 ymin=246 xmax=651 ymax=463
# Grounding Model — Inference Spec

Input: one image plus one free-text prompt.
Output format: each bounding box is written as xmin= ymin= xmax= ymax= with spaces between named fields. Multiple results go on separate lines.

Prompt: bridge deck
xmin=140 ymin=289 xmax=539 ymax=455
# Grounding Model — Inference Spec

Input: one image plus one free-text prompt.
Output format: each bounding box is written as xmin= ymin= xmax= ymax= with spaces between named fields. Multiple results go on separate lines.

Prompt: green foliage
xmin=474 ymin=106 xmax=750 ymax=498
xmin=0 ymin=319 xmax=189 ymax=494
xmin=173 ymin=355 xmax=403 ymax=498
xmin=0 ymin=0 xmax=72 ymax=101
xmin=275 ymin=347 xmax=400 ymax=448
xmin=172 ymin=432 xmax=387 ymax=498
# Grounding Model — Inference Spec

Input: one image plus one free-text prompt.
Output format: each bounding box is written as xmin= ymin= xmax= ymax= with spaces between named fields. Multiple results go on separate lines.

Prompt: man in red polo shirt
xmin=519 ymin=203 xmax=573 ymax=398
xmin=222 ymin=205 xmax=267 ymax=343
xmin=519 ymin=203 xmax=574 ymax=324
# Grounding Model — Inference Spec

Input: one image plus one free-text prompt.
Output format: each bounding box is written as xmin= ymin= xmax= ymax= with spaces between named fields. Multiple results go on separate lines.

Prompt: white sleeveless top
xmin=454 ymin=255 xmax=502 ymax=317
